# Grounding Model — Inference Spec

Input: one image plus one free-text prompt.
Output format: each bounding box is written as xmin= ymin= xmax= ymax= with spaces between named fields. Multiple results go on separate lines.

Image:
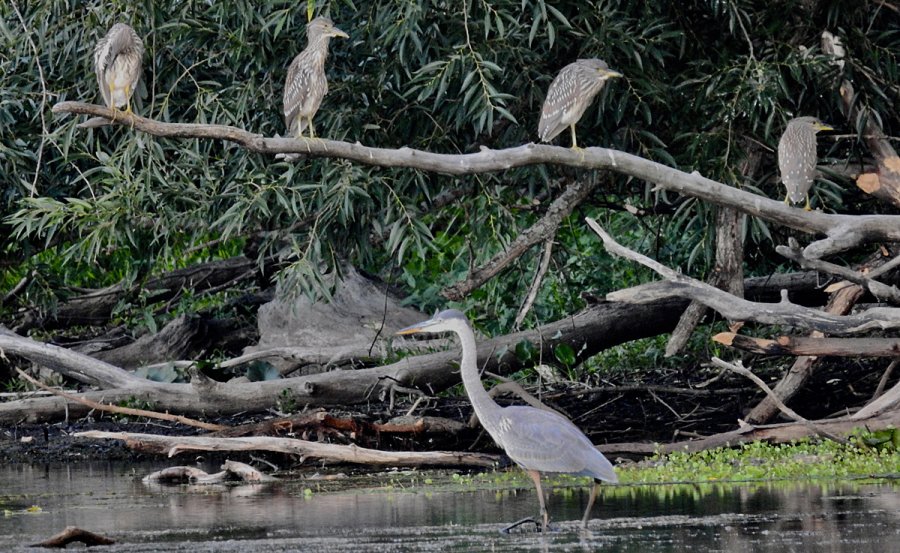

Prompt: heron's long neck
xmin=455 ymin=323 xmax=502 ymax=424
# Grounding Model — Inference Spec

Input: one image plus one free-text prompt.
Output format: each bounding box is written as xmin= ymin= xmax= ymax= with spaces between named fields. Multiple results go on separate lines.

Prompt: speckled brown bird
xmin=538 ymin=59 xmax=622 ymax=149
xmin=283 ymin=17 xmax=348 ymax=139
xmin=93 ymin=23 xmax=144 ymax=114
xmin=778 ymin=116 xmax=833 ymax=210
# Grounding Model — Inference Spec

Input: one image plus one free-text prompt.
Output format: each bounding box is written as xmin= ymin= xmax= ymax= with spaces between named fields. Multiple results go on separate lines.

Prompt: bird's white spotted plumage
xmin=539 ymin=59 xmax=622 ymax=148
xmin=283 ymin=17 xmax=348 ymax=139
xmin=778 ymin=116 xmax=832 ymax=208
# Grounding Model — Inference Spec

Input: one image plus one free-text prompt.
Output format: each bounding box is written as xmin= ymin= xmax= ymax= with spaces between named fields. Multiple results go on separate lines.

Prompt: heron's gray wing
xmin=491 ymin=406 xmax=617 ymax=482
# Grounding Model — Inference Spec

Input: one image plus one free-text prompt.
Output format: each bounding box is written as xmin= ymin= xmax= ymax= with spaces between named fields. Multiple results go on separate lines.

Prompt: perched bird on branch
xmin=539 ymin=59 xmax=622 ymax=149
xmin=778 ymin=116 xmax=833 ymax=210
xmin=283 ymin=17 xmax=348 ymax=139
xmin=397 ymin=310 xmax=618 ymax=532
xmin=93 ymin=23 xmax=144 ymax=115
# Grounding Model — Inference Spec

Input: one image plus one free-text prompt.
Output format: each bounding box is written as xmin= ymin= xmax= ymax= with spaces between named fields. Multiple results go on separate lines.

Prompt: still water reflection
xmin=0 ymin=463 xmax=898 ymax=552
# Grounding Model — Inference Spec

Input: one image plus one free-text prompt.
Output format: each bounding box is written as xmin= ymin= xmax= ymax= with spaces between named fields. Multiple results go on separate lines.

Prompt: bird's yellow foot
xmin=804 ymin=197 xmax=812 ymax=211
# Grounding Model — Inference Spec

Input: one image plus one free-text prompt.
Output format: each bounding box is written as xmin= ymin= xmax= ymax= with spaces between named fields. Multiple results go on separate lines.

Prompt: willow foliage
xmin=1 ymin=1 xmax=897 ymax=330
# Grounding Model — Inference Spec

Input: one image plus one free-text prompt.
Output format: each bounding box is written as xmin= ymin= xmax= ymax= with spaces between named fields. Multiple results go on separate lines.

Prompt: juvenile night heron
xmin=93 ymin=23 xmax=144 ymax=115
xmin=539 ymin=59 xmax=622 ymax=149
xmin=283 ymin=17 xmax=348 ymax=139
xmin=397 ymin=310 xmax=618 ymax=532
xmin=778 ymin=116 xmax=833 ymax=210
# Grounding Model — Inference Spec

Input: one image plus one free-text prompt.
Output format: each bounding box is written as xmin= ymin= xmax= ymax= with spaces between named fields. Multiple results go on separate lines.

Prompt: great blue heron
xmin=397 ymin=309 xmax=618 ymax=531
xmin=539 ymin=59 xmax=622 ymax=149
xmin=778 ymin=116 xmax=833 ymax=210
xmin=283 ymin=16 xmax=348 ymax=139
xmin=93 ymin=23 xmax=144 ymax=115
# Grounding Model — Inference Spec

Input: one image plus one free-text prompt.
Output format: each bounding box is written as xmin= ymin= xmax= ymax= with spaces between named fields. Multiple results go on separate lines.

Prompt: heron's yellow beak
xmin=396 ymin=317 xmax=439 ymax=335
xmin=330 ymin=28 xmax=349 ymax=39
xmin=396 ymin=325 xmax=423 ymax=336
xmin=603 ymin=70 xmax=623 ymax=79
xmin=815 ymin=122 xmax=834 ymax=131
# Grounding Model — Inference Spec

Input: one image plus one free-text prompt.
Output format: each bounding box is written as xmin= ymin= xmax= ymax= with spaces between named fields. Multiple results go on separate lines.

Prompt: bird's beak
xmin=603 ymin=70 xmax=623 ymax=79
xmin=330 ymin=28 xmax=349 ymax=39
xmin=816 ymin=122 xmax=834 ymax=131
xmin=396 ymin=318 xmax=437 ymax=335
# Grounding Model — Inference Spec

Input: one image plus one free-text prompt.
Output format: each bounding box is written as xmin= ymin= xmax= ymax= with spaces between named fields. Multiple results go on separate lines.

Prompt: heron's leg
xmin=783 ymin=194 xmax=791 ymax=205
xmin=569 ymin=125 xmax=578 ymax=150
xmin=527 ymin=469 xmax=551 ymax=530
xmin=309 ymin=118 xmax=316 ymax=139
xmin=803 ymin=194 xmax=812 ymax=211
xmin=500 ymin=470 xmax=548 ymax=534
xmin=581 ymin=480 xmax=601 ymax=527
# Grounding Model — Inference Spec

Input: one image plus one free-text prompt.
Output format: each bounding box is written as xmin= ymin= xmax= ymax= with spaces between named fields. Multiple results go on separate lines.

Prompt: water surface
xmin=1 ymin=463 xmax=898 ymax=551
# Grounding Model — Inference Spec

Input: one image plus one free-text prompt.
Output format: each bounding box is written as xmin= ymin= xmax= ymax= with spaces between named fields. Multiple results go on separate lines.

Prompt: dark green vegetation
xmin=1 ymin=2 xmax=898 ymax=450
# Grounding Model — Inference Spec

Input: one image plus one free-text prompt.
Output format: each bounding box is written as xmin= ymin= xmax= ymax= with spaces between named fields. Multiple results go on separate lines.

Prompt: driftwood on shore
xmin=76 ymin=430 xmax=501 ymax=467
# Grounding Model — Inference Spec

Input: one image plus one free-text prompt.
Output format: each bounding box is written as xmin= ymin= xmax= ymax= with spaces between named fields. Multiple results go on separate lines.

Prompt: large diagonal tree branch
xmin=53 ymin=101 xmax=900 ymax=259
xmin=441 ymin=176 xmax=599 ymax=300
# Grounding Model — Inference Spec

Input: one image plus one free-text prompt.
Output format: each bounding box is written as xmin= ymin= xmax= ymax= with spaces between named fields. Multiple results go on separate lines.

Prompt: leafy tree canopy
xmin=1 ymin=0 xmax=897 ymax=333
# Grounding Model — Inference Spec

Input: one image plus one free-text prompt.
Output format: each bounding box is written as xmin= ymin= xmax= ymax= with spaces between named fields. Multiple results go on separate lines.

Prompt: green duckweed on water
xmin=284 ymin=435 xmax=899 ymax=500
xmin=620 ymin=436 xmax=900 ymax=484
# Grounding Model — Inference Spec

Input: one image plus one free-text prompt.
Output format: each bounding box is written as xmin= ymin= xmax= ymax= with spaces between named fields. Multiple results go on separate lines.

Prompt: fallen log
xmin=0 ymin=297 xmax=686 ymax=424
xmin=76 ymin=431 xmax=501 ymax=468
xmin=30 ymin=526 xmax=115 ymax=548
xmin=714 ymin=332 xmax=900 ymax=357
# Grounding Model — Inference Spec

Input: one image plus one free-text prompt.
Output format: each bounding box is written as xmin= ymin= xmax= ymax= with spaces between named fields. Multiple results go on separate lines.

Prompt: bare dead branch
xmin=776 ymin=240 xmax=900 ymax=303
xmin=873 ymin=359 xmax=899 ymax=400
xmin=586 ymin=217 xmax=900 ymax=335
xmin=514 ymin=239 xmax=554 ymax=329
xmin=442 ymin=176 xmax=596 ymax=300
xmin=76 ymin=430 xmax=501 ymax=467
xmin=15 ymin=368 xmax=227 ymax=432
xmin=714 ymin=332 xmax=900 ymax=357
xmin=51 ymin=101 xmax=900 ymax=259
xmin=710 ymin=357 xmax=848 ymax=444
xmin=666 ymin=206 xmax=745 ymax=356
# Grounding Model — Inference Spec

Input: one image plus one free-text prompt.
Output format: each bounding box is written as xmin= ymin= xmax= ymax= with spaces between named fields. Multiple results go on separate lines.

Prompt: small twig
xmin=873 ymin=359 xmax=899 ymax=400
xmin=514 ymin=239 xmax=554 ymax=330
xmin=15 ymin=368 xmax=227 ymax=432
xmin=710 ymin=357 xmax=848 ymax=444
xmin=1 ymin=272 xmax=32 ymax=306
xmin=648 ymin=389 xmax=683 ymax=420
xmin=404 ymin=395 xmax=430 ymax=417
